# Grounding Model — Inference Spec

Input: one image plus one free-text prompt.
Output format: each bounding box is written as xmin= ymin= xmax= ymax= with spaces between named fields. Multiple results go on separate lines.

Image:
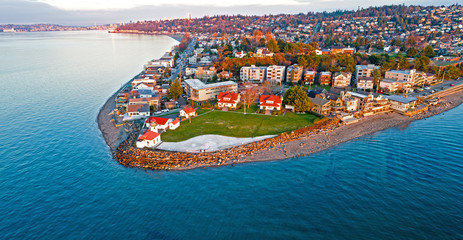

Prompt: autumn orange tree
xmin=242 ymin=86 xmax=259 ymax=114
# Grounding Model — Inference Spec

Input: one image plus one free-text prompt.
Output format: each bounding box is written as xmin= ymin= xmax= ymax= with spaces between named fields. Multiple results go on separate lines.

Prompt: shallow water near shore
xmin=1 ymin=31 xmax=463 ymax=239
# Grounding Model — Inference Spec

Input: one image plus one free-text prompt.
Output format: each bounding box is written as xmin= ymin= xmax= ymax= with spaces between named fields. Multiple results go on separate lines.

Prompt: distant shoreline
xmin=103 ymin=89 xmax=463 ymax=171
xmin=109 ymin=30 xmax=183 ymax=42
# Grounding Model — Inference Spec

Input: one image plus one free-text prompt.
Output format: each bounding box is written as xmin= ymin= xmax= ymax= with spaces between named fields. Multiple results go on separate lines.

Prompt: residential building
xmin=254 ymin=47 xmax=274 ymax=57
xmin=266 ymin=65 xmax=286 ymax=83
xmin=136 ymin=130 xmax=161 ymax=149
xmin=385 ymin=69 xmax=416 ymax=84
xmin=234 ymin=51 xmax=247 ymax=58
xmin=319 ymin=72 xmax=332 ymax=86
xmin=240 ymin=65 xmax=267 ymax=82
xmin=357 ymin=77 xmax=375 ymax=90
xmin=332 ymin=72 xmax=352 ymax=88
xmin=303 ymin=70 xmax=316 ymax=85
xmin=309 ymin=97 xmax=331 ymax=115
xmin=414 ymin=72 xmax=437 ymax=86
xmin=184 ymin=79 xmax=238 ymax=101
xmin=355 ymin=64 xmax=380 ymax=79
xmin=259 ymin=95 xmax=283 ymax=111
xmin=169 ymin=119 xmax=180 ymax=130
xmin=217 ymin=92 xmax=241 ymax=109
xmin=194 ymin=67 xmax=217 ymax=80
xmin=386 ymin=95 xmax=418 ymax=113
xmin=380 ymin=78 xmax=412 ymax=92
xmin=124 ymin=103 xmax=150 ymax=121
xmin=180 ymin=106 xmax=197 ymax=118
xmin=286 ymin=64 xmax=303 ymax=83
xmin=145 ymin=117 xmax=171 ymax=133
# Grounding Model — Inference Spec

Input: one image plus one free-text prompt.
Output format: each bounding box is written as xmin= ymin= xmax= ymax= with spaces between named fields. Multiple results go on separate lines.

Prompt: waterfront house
xmin=217 ymin=92 xmax=241 ymax=110
xmin=386 ymin=95 xmax=418 ymax=113
xmin=169 ymin=118 xmax=180 ymax=130
xmin=136 ymin=130 xmax=161 ymax=149
xmin=123 ymin=103 xmax=150 ymax=121
xmin=259 ymin=95 xmax=283 ymax=111
xmin=145 ymin=117 xmax=171 ymax=133
xmin=180 ymin=106 xmax=196 ymax=118
xmin=309 ymin=97 xmax=331 ymax=115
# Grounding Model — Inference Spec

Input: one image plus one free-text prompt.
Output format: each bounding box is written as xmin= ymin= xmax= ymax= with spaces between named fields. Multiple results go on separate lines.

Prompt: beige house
xmin=355 ymin=64 xmax=379 ymax=79
xmin=332 ymin=72 xmax=352 ymax=88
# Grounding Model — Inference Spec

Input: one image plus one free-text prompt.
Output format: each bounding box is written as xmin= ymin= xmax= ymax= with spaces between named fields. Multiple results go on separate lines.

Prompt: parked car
xmin=161 ymin=109 xmax=169 ymax=113
xmin=450 ymin=84 xmax=455 ymax=87
xmin=155 ymin=111 xmax=162 ymax=114
xmin=425 ymin=86 xmax=431 ymax=90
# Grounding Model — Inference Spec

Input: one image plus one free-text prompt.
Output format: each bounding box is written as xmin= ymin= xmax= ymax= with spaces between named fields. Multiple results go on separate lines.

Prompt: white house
xmin=217 ymin=92 xmax=241 ymax=109
xmin=180 ymin=106 xmax=196 ymax=118
xmin=169 ymin=118 xmax=180 ymax=130
xmin=145 ymin=117 xmax=171 ymax=133
xmin=259 ymin=95 xmax=283 ymax=111
xmin=136 ymin=130 xmax=161 ymax=148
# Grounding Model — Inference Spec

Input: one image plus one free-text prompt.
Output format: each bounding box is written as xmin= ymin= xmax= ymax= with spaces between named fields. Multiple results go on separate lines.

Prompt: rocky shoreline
xmin=100 ymin=90 xmax=463 ymax=171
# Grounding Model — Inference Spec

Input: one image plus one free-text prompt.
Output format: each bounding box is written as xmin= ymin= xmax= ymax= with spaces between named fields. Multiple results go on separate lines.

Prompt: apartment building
xmin=266 ymin=65 xmax=286 ymax=83
xmin=184 ymin=79 xmax=238 ymax=101
xmin=286 ymin=64 xmax=303 ymax=83
xmin=355 ymin=64 xmax=380 ymax=79
xmin=240 ymin=65 xmax=267 ymax=82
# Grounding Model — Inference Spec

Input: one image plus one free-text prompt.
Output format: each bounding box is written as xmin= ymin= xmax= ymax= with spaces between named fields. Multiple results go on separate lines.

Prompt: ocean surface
xmin=1 ymin=31 xmax=463 ymax=239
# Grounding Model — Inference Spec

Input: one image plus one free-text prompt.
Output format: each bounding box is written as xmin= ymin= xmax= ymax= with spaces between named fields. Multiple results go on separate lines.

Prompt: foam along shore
xmin=113 ymin=89 xmax=463 ymax=171
xmin=157 ymin=134 xmax=276 ymax=153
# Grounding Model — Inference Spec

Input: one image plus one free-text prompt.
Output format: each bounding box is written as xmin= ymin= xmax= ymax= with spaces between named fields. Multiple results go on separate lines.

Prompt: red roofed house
xmin=180 ymin=106 xmax=196 ymax=119
xmin=136 ymin=130 xmax=161 ymax=148
xmin=259 ymin=95 xmax=283 ymax=111
xmin=217 ymin=92 xmax=241 ymax=109
xmin=169 ymin=118 xmax=180 ymax=130
xmin=145 ymin=117 xmax=171 ymax=133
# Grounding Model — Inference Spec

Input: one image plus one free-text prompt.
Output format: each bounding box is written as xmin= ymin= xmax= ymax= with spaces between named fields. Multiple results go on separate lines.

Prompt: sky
xmin=0 ymin=0 xmax=457 ymax=26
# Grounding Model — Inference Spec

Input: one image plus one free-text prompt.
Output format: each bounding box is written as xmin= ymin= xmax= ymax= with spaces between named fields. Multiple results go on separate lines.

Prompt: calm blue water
xmin=1 ymin=31 xmax=463 ymax=239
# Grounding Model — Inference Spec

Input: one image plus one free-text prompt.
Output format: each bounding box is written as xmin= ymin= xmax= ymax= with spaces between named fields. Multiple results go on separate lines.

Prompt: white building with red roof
xmin=217 ymin=92 xmax=241 ymax=109
xmin=259 ymin=95 xmax=283 ymax=111
xmin=180 ymin=106 xmax=196 ymax=119
xmin=145 ymin=117 xmax=171 ymax=133
xmin=169 ymin=118 xmax=180 ymax=130
xmin=136 ymin=130 xmax=161 ymax=148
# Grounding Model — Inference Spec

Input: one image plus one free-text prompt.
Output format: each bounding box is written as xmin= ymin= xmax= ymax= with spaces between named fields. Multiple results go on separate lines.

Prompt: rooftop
xmin=184 ymin=79 xmax=237 ymax=90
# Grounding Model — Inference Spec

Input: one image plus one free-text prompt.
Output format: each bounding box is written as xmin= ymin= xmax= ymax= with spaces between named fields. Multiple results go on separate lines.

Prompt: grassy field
xmin=161 ymin=110 xmax=320 ymax=142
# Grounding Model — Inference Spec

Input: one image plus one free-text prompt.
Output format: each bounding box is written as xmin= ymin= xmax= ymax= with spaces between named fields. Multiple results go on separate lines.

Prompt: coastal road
xmin=169 ymin=38 xmax=196 ymax=82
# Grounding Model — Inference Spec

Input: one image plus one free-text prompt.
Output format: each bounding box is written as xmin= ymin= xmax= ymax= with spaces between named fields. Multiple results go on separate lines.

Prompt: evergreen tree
xmin=407 ymin=47 xmax=418 ymax=57
xmin=283 ymin=86 xmax=311 ymax=112
xmin=422 ymin=45 xmax=436 ymax=58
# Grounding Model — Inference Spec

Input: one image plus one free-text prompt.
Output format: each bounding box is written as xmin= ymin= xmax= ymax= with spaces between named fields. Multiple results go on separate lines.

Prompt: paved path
xmin=157 ymin=134 xmax=276 ymax=153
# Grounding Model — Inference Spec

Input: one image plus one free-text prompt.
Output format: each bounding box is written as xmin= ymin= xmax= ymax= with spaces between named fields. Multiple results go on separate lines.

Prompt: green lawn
xmin=161 ymin=110 xmax=320 ymax=142
xmin=233 ymin=104 xmax=259 ymax=113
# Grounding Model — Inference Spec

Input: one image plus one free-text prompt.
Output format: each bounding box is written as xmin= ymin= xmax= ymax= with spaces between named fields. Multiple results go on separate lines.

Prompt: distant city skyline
xmin=0 ymin=0 xmax=457 ymax=26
